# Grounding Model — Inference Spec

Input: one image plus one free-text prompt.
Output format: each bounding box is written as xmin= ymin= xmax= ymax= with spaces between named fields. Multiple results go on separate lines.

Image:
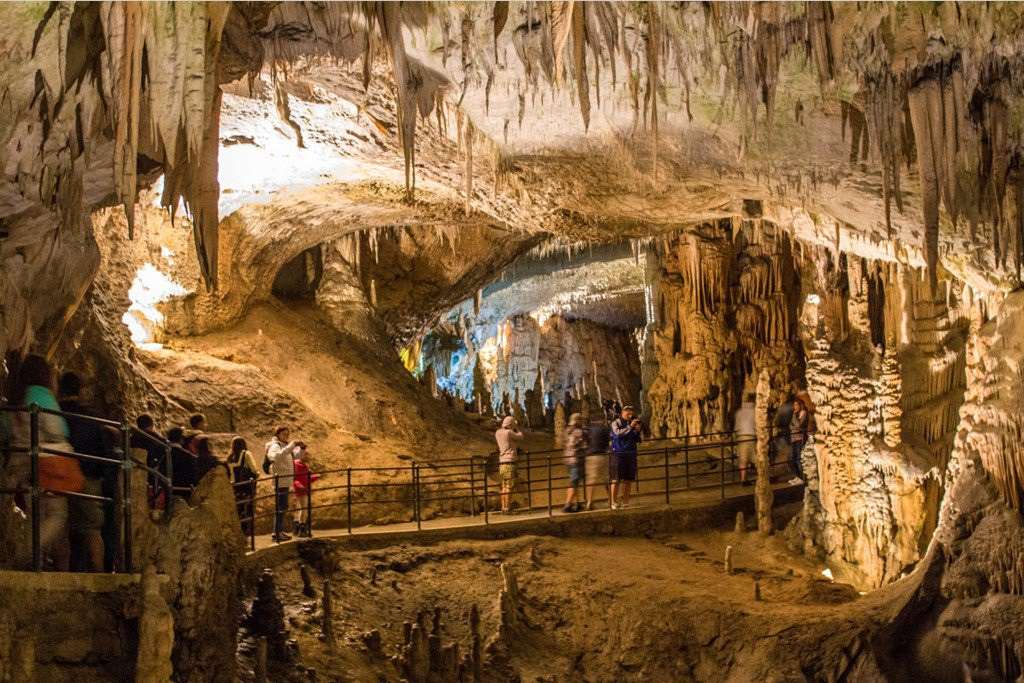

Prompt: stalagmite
xmin=724 ymin=545 xmax=734 ymax=575
xmin=254 ymin=637 xmax=268 ymax=683
xmin=321 ymin=580 xmax=335 ymax=647
xmin=734 ymin=511 xmax=745 ymax=534
xmin=553 ymin=401 xmax=566 ymax=446
xmin=755 ymin=369 xmax=773 ymax=535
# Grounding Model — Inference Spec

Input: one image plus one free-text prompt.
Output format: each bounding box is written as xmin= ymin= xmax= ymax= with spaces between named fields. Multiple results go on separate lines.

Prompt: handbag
xmin=39 ymin=452 xmax=85 ymax=493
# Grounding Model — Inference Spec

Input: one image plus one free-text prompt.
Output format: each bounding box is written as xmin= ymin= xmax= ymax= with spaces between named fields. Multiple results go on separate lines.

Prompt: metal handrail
xmin=236 ymin=428 xmax=810 ymax=550
xmin=0 ymin=402 xmax=182 ymax=572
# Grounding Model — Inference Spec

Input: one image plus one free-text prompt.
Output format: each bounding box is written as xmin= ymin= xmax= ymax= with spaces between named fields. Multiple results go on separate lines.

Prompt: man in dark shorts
xmin=609 ymin=405 xmax=642 ymax=509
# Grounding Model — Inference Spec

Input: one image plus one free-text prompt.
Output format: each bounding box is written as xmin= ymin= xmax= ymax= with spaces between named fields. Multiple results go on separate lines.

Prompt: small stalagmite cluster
xmin=6 ymin=1 xmax=1024 ymax=681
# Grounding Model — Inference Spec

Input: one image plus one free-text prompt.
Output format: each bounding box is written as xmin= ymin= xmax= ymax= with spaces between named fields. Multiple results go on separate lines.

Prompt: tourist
xmin=166 ymin=427 xmax=198 ymax=497
xmin=57 ymin=372 xmax=109 ymax=572
xmin=562 ymin=413 xmax=586 ymax=513
xmin=182 ymin=413 xmax=207 ymax=454
xmin=773 ymin=399 xmax=794 ymax=466
xmin=495 ymin=415 xmax=524 ymax=514
xmin=193 ymin=436 xmax=226 ymax=484
xmin=585 ymin=415 xmax=611 ymax=510
xmin=134 ymin=413 xmax=168 ymax=509
xmin=98 ymin=425 xmax=123 ymax=572
xmin=789 ymin=398 xmax=809 ymax=484
xmin=733 ymin=395 xmax=756 ymax=486
xmin=609 ymin=405 xmax=642 ymax=509
xmin=227 ymin=436 xmax=259 ymax=536
xmin=265 ymin=425 xmax=297 ymax=541
xmin=7 ymin=355 xmax=82 ymax=570
xmin=292 ymin=444 xmax=318 ymax=538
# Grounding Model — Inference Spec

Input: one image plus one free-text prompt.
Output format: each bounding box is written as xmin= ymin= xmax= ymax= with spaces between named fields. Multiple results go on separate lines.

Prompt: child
xmin=292 ymin=443 xmax=319 ymax=538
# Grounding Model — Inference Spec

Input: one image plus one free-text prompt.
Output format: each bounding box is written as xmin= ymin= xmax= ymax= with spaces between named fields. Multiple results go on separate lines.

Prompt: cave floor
xmin=243 ymin=505 xmax=867 ymax=683
xmin=249 ymin=479 xmax=803 ymax=552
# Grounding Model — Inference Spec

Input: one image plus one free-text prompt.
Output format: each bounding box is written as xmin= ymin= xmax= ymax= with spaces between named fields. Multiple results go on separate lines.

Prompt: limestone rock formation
xmin=646 ymin=220 xmax=801 ymax=437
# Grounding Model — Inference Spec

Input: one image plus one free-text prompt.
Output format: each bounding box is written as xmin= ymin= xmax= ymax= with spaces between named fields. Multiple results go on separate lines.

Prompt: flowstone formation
xmin=6 ymin=2 xmax=1024 ymax=680
xmin=645 ymin=219 xmax=803 ymax=437
xmin=794 ymin=250 xmax=971 ymax=590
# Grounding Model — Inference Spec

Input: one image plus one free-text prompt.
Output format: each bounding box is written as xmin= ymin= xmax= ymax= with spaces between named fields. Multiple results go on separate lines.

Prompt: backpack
xmin=261 ymin=444 xmax=272 ymax=474
xmin=230 ymin=451 xmax=258 ymax=483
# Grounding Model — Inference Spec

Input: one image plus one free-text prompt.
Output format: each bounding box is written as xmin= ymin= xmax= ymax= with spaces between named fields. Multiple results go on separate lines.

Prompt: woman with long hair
xmin=227 ymin=436 xmax=258 ymax=536
xmin=789 ymin=398 xmax=810 ymax=484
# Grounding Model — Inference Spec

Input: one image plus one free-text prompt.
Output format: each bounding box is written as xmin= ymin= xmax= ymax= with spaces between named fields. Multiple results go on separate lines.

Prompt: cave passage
xmin=3 ymin=2 xmax=1023 ymax=681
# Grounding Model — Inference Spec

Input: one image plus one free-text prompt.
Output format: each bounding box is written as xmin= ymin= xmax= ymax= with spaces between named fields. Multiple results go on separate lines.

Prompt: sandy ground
xmin=238 ymin=505 xmax=878 ymax=683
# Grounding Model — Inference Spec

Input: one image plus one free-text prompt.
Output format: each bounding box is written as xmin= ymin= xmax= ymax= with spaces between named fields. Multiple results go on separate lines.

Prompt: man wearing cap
xmin=495 ymin=415 xmax=525 ymax=514
xmin=609 ymin=405 xmax=643 ymax=509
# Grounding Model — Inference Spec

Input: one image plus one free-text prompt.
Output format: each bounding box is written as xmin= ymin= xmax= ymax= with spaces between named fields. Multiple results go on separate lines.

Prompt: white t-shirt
xmin=734 ymin=403 xmax=756 ymax=437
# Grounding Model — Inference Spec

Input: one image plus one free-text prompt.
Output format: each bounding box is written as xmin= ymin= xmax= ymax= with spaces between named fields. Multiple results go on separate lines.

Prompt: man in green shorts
xmin=495 ymin=415 xmax=525 ymax=514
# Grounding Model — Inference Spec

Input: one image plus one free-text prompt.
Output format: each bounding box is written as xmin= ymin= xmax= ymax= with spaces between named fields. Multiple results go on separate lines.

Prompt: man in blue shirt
xmin=609 ymin=405 xmax=642 ymax=509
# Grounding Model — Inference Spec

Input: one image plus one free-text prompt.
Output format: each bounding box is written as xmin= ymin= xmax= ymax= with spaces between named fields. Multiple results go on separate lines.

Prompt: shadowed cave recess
xmin=2 ymin=2 xmax=1024 ymax=682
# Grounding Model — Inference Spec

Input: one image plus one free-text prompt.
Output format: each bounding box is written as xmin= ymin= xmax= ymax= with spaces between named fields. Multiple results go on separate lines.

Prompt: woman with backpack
xmin=227 ymin=437 xmax=258 ymax=536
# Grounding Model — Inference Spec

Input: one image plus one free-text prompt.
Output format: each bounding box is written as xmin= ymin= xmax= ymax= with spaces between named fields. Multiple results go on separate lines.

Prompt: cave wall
xmin=903 ymin=288 xmax=1024 ymax=681
xmin=645 ymin=219 xmax=803 ymax=437
xmin=795 ymin=250 xmax=969 ymax=590
xmin=487 ymin=313 xmax=640 ymax=418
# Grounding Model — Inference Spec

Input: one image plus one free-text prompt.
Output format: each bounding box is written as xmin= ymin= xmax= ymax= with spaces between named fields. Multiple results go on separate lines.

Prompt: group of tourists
xmin=729 ymin=392 xmax=813 ymax=488
xmin=258 ymin=424 xmax=318 ymax=543
xmin=495 ymin=404 xmax=645 ymax=515
xmin=0 ymin=353 xmax=322 ymax=568
xmin=497 ymin=393 xmax=814 ymax=515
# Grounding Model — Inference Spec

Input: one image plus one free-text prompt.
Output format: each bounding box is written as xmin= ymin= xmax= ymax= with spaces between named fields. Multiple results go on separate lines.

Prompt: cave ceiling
xmin=4 ymin=2 xmax=1024 ymax=353
xmin=444 ymin=240 xmax=646 ymax=334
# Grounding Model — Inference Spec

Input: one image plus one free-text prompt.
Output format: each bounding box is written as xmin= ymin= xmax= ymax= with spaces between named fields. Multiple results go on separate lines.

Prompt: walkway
xmin=249 ymin=477 xmax=803 ymax=552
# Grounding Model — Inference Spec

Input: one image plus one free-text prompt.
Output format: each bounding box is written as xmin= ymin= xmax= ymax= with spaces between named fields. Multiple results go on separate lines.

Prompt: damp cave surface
xmin=1 ymin=2 xmax=1024 ymax=682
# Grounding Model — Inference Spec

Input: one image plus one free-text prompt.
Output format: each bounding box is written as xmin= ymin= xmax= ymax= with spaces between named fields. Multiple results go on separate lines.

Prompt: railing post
xmin=684 ymin=440 xmax=691 ymax=489
xmin=164 ymin=442 xmax=173 ymax=516
xmin=273 ymin=473 xmax=280 ymax=542
xmin=546 ymin=454 xmax=552 ymax=516
xmin=121 ymin=421 xmax=133 ymax=573
xmin=29 ymin=404 xmax=41 ymax=571
xmin=413 ymin=463 xmax=422 ymax=531
xmin=306 ymin=468 xmax=314 ymax=538
xmin=663 ymin=447 xmax=670 ymax=504
xmin=469 ymin=458 xmax=476 ymax=516
xmin=346 ymin=468 xmax=353 ymax=534
xmin=730 ymin=442 xmax=737 ymax=483
xmin=524 ymin=451 xmax=532 ymax=510
xmin=250 ymin=478 xmax=256 ymax=551
xmin=720 ymin=443 xmax=726 ymax=500
xmin=482 ymin=460 xmax=489 ymax=525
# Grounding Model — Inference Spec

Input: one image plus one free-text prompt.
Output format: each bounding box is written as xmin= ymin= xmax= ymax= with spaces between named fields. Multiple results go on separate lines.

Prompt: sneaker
xmin=741 ymin=480 xmax=752 ymax=487
xmin=610 ymin=503 xmax=619 ymax=510
xmin=788 ymin=477 xmax=804 ymax=485
xmin=620 ymin=501 xmax=630 ymax=509
xmin=506 ymin=508 xmax=518 ymax=515
xmin=562 ymin=504 xmax=575 ymax=513
xmin=584 ymin=501 xmax=593 ymax=511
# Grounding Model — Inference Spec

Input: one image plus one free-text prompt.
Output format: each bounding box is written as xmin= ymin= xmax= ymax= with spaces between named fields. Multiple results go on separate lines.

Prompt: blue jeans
xmin=566 ymin=464 xmax=584 ymax=487
xmin=789 ymin=441 xmax=805 ymax=479
xmin=273 ymin=487 xmax=290 ymax=536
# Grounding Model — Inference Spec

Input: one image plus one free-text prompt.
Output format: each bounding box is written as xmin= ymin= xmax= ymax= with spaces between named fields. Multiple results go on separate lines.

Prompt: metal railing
xmin=236 ymin=428 xmax=805 ymax=550
xmin=0 ymin=400 xmax=811 ymax=564
xmin=0 ymin=403 xmax=174 ymax=572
